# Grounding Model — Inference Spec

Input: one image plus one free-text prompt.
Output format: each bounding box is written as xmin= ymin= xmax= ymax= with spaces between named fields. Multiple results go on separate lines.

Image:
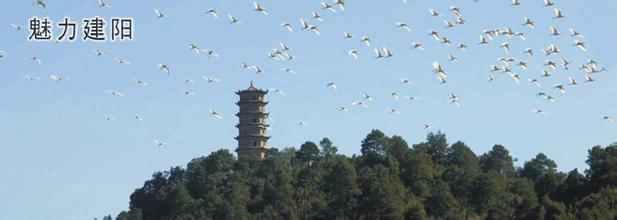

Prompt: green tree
xmin=357 ymin=164 xmax=407 ymax=219
xmin=480 ymin=145 xmax=516 ymax=177
xmin=319 ymin=137 xmax=338 ymax=159
xmin=520 ymin=153 xmax=557 ymax=183
xmin=322 ymin=159 xmax=360 ymax=219
xmin=295 ymin=141 xmax=320 ymax=165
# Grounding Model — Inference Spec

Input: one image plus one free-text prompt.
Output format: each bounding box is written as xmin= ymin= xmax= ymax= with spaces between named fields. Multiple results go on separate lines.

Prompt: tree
xmin=322 ymin=159 xmax=360 ymax=218
xmin=295 ymin=141 xmax=320 ymax=165
xmin=577 ymin=187 xmax=617 ymax=219
xmin=444 ymin=141 xmax=480 ymax=208
xmin=357 ymin=164 xmax=407 ymax=219
xmin=424 ymin=132 xmax=449 ymax=166
xmin=585 ymin=144 xmax=617 ymax=192
xmin=520 ymin=153 xmax=557 ymax=183
xmin=480 ymin=145 xmax=516 ymax=177
xmin=319 ymin=137 xmax=338 ymax=158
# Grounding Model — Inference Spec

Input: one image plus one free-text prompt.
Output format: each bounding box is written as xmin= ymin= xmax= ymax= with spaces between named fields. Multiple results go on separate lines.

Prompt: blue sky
xmin=1 ymin=0 xmax=616 ymax=219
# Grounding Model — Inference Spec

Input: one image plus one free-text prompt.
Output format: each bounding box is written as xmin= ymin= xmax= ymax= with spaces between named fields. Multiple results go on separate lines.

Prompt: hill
xmin=107 ymin=130 xmax=616 ymax=220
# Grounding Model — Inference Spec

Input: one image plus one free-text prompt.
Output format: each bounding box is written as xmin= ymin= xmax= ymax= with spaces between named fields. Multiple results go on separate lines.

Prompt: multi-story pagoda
xmin=235 ymin=82 xmax=270 ymax=160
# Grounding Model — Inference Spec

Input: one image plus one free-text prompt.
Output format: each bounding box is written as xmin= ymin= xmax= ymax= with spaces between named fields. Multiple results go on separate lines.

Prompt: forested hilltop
xmin=107 ymin=130 xmax=617 ymax=220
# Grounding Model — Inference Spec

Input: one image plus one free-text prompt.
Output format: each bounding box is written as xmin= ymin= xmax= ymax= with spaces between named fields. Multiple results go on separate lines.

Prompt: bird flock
xmin=1 ymin=0 xmax=614 ymax=147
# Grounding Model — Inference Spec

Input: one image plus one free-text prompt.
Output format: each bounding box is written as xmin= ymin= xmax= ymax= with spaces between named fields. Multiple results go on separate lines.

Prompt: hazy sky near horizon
xmin=1 ymin=0 xmax=616 ymax=219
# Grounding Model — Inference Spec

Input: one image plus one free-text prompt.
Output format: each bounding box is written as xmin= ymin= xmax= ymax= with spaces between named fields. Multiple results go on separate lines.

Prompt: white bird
xmin=529 ymin=79 xmax=541 ymax=87
xmin=281 ymin=23 xmax=293 ymax=32
xmin=97 ymin=0 xmax=110 ymax=8
xmin=270 ymin=88 xmax=285 ymax=95
xmin=228 ymin=15 xmax=239 ymax=24
xmin=321 ymin=2 xmax=336 ymax=13
xmin=543 ymin=0 xmax=555 ymax=7
xmin=93 ymin=49 xmax=105 ymax=56
xmin=424 ymin=124 xmax=431 ymax=130
xmin=189 ymin=43 xmax=203 ymax=54
xmin=202 ymin=75 xmax=220 ymax=83
xmin=387 ymin=108 xmax=401 ymax=114
xmin=524 ymin=48 xmax=534 ymax=57
xmin=352 ymin=101 xmax=369 ymax=108
xmin=554 ymin=8 xmax=564 ymax=19
xmin=158 ymin=64 xmax=170 ymax=75
xmin=449 ymin=93 xmax=460 ymax=107
xmin=391 ymin=92 xmax=400 ymax=100
xmin=584 ymin=75 xmax=595 ymax=83
xmin=0 ymin=51 xmax=6 ymax=58
xmin=206 ymin=49 xmax=219 ymax=58
xmin=522 ymin=17 xmax=535 ymax=28
xmin=153 ymin=139 xmax=165 ymax=147
xmin=361 ymin=36 xmax=371 ymax=47
xmin=569 ymin=28 xmax=583 ymax=38
xmin=479 ymin=35 xmax=489 ymax=45
xmin=135 ymin=79 xmax=148 ymax=86
xmin=34 ymin=0 xmax=46 ymax=11
xmin=509 ymin=73 xmax=521 ymax=84
xmin=448 ymin=54 xmax=458 ymax=62
xmin=348 ymin=50 xmax=359 ymax=60
xmin=396 ymin=22 xmax=411 ymax=32
xmin=541 ymin=70 xmax=551 ymax=77
xmin=405 ymin=96 xmax=420 ymax=101
xmin=105 ymin=90 xmax=125 ymax=97
xmin=561 ymin=59 xmax=572 ymax=70
xmin=400 ymin=79 xmax=413 ymax=85
xmin=573 ymin=41 xmax=587 ymax=52
xmin=133 ymin=115 xmax=144 ymax=122
xmin=183 ymin=90 xmax=196 ymax=96
xmin=501 ymin=43 xmax=511 ymax=53
xmin=50 ymin=74 xmax=68 ymax=83
xmin=603 ymin=116 xmax=614 ymax=123
xmin=344 ymin=32 xmax=353 ymax=39
xmin=554 ymin=84 xmax=566 ymax=93
xmin=10 ymin=24 xmax=21 ymax=31
xmin=374 ymin=48 xmax=384 ymax=59
xmin=457 ymin=43 xmax=468 ymax=51
xmin=487 ymin=75 xmax=495 ymax=82
xmin=334 ymin=0 xmax=345 ymax=11
xmin=24 ymin=75 xmax=41 ymax=80
xmin=429 ymin=9 xmax=440 ymax=17
xmin=338 ymin=106 xmax=348 ymax=112
xmin=31 ymin=56 xmax=42 ymax=64
xmin=444 ymin=20 xmax=455 ymax=28
xmin=312 ymin=12 xmax=324 ymax=22
xmin=114 ymin=57 xmax=129 ymax=64
xmin=363 ymin=92 xmax=373 ymax=101
xmin=327 ymin=82 xmax=337 ymax=90
xmin=532 ymin=109 xmax=548 ymax=115
xmin=253 ymin=2 xmax=269 ymax=15
xmin=511 ymin=0 xmax=521 ymax=6
xmin=154 ymin=9 xmax=165 ymax=18
xmin=550 ymin=26 xmax=560 ymax=36
xmin=102 ymin=114 xmax=115 ymax=121
xmin=568 ymin=77 xmax=578 ymax=86
xmin=184 ymin=78 xmax=196 ymax=84
xmin=383 ymin=47 xmax=394 ymax=58
xmin=208 ymin=110 xmax=222 ymax=119
xmin=411 ymin=42 xmax=424 ymax=51
xmin=281 ymin=68 xmax=296 ymax=74
xmin=206 ymin=9 xmax=218 ymax=18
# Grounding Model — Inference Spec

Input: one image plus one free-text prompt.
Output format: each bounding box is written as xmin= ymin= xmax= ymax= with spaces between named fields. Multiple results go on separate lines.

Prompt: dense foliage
xmin=109 ymin=130 xmax=617 ymax=220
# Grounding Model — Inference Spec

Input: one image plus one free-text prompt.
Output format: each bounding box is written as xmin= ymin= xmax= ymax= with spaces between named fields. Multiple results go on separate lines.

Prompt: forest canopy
xmin=108 ymin=130 xmax=617 ymax=220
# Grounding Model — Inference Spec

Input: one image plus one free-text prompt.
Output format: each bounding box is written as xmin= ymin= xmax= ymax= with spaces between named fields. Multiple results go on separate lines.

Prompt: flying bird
xmin=97 ymin=0 xmax=110 ymax=8
xmin=105 ymin=90 xmax=125 ymax=97
xmin=206 ymin=9 xmax=218 ymax=18
xmin=154 ymin=9 xmax=165 ymax=18
xmin=209 ymin=110 xmax=223 ymax=119
xmin=253 ymin=2 xmax=269 ymax=15
xmin=158 ymin=64 xmax=170 ymax=75
xmin=554 ymin=8 xmax=564 ymax=19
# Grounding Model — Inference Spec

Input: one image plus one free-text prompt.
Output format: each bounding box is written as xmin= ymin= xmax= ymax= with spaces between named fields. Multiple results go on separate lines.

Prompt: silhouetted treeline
xmin=111 ymin=130 xmax=617 ymax=220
